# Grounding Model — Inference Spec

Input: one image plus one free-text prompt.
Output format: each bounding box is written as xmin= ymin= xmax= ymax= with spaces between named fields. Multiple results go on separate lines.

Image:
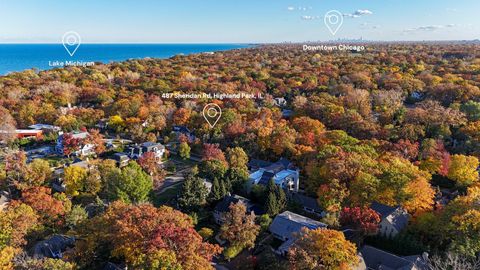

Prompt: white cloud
xmin=301 ymin=15 xmax=320 ymax=20
xmin=344 ymin=9 xmax=373 ymax=18
xmin=287 ymin=6 xmax=312 ymax=11
xmin=403 ymin=24 xmax=458 ymax=33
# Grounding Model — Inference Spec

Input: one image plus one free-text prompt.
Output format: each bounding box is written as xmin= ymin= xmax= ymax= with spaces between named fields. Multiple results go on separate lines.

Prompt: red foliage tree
xmin=62 ymin=133 xmax=82 ymax=157
xmin=21 ymin=186 xmax=67 ymax=224
xmin=202 ymin=143 xmax=227 ymax=166
xmin=340 ymin=207 xmax=381 ymax=235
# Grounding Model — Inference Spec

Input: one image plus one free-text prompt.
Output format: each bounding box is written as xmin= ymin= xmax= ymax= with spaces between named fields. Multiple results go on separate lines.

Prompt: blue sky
xmin=0 ymin=0 xmax=478 ymax=43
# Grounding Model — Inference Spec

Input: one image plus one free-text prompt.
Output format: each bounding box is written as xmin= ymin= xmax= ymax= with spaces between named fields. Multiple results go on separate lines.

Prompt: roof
xmin=371 ymin=202 xmax=409 ymax=232
xmin=66 ymin=132 xmax=89 ymax=140
xmin=173 ymin=125 xmax=192 ymax=134
xmin=371 ymin=202 xmax=398 ymax=217
xmin=69 ymin=160 xmax=89 ymax=169
xmin=140 ymin=142 xmax=165 ymax=150
xmin=290 ymin=193 xmax=322 ymax=212
xmin=32 ymin=235 xmax=75 ymax=259
xmin=28 ymin=124 xmax=60 ymax=131
xmin=214 ymin=194 xmax=250 ymax=213
xmin=263 ymin=158 xmax=293 ymax=173
xmin=360 ymin=245 xmax=423 ymax=270
xmin=0 ymin=194 xmax=9 ymax=211
xmin=248 ymin=159 xmax=273 ymax=170
xmin=269 ymin=211 xmax=327 ymax=240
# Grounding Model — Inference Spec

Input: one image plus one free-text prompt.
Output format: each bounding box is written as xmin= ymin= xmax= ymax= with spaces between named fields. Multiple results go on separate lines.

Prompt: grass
xmin=152 ymin=182 xmax=182 ymax=206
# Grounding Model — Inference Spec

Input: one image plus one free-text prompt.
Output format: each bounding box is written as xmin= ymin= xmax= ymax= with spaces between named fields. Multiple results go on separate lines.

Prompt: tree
xmin=0 ymin=106 xmax=17 ymax=144
xmin=200 ymin=159 xmax=227 ymax=184
xmin=0 ymin=202 xmax=39 ymax=249
xmin=138 ymin=152 xmax=165 ymax=189
xmin=21 ymin=187 xmax=66 ymax=225
xmin=427 ymin=252 xmax=480 ymax=270
xmin=226 ymin=147 xmax=248 ymax=169
xmin=317 ymin=179 xmax=349 ymax=213
xmin=4 ymin=151 xmax=28 ymax=188
xmin=63 ymin=165 xmax=88 ymax=197
xmin=72 ymin=201 xmax=221 ymax=270
xmin=85 ymin=129 xmax=105 ymax=154
xmin=179 ymin=142 xmax=191 ymax=160
xmin=210 ymin=177 xmax=227 ymax=201
xmin=340 ymin=207 xmax=381 ymax=235
xmin=173 ymin=108 xmax=191 ymax=126
xmin=448 ymin=155 xmax=479 ymax=187
xmin=106 ymin=161 xmax=153 ymax=203
xmin=220 ymin=201 xmax=260 ymax=250
xmin=460 ymin=100 xmax=480 ymax=121
xmin=66 ymin=205 xmax=88 ymax=229
xmin=178 ymin=173 xmax=208 ymax=211
xmin=11 ymin=159 xmax=51 ymax=190
xmin=265 ymin=179 xmax=286 ymax=216
xmin=288 ymin=228 xmax=358 ymax=270
xmin=62 ymin=133 xmax=81 ymax=157
xmin=202 ymin=143 xmax=227 ymax=166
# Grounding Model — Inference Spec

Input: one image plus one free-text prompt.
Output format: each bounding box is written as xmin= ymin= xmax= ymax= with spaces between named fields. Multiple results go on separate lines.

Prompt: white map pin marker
xmin=62 ymin=31 xmax=81 ymax=56
xmin=203 ymin=103 xmax=222 ymax=128
xmin=324 ymin=10 xmax=344 ymax=36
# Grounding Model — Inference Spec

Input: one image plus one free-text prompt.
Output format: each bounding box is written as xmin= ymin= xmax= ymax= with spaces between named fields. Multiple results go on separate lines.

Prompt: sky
xmin=0 ymin=0 xmax=478 ymax=43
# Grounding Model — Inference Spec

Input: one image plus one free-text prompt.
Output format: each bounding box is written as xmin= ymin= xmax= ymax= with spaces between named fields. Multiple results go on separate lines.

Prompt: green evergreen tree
xmin=210 ymin=177 xmax=225 ymax=201
xmin=178 ymin=174 xmax=208 ymax=211
xmin=275 ymin=185 xmax=287 ymax=212
xmin=266 ymin=191 xmax=279 ymax=216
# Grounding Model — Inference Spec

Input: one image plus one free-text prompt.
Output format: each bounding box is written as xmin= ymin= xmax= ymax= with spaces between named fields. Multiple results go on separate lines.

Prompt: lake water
xmin=0 ymin=44 xmax=251 ymax=75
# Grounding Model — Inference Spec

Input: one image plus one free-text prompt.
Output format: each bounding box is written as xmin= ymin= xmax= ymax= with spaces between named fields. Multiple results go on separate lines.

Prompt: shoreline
xmin=0 ymin=43 xmax=254 ymax=76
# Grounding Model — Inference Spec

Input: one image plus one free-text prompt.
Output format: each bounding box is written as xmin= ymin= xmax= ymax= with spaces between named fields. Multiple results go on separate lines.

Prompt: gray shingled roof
xmin=290 ymin=193 xmax=323 ymax=213
xmin=371 ymin=202 xmax=409 ymax=232
xmin=360 ymin=245 xmax=421 ymax=270
xmin=32 ymin=235 xmax=75 ymax=259
xmin=269 ymin=211 xmax=327 ymax=240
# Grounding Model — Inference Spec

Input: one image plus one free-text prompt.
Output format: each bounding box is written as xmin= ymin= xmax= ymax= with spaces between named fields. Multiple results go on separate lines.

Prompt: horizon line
xmin=0 ymin=40 xmax=478 ymax=45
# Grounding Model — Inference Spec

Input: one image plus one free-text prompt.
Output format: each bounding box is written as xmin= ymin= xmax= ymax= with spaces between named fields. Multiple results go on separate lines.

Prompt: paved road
xmin=156 ymin=164 xmax=192 ymax=193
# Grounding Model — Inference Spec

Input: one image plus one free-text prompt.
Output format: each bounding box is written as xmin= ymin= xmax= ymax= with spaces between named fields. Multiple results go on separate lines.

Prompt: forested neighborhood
xmin=1 ymin=43 xmax=480 ymax=269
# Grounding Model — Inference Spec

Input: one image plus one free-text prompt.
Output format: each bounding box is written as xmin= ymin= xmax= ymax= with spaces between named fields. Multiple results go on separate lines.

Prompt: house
xmin=248 ymin=158 xmax=300 ymax=192
xmin=0 ymin=192 xmax=9 ymax=211
xmin=112 ymin=153 xmax=130 ymax=167
xmin=28 ymin=124 xmax=61 ymax=133
xmin=202 ymin=179 xmax=213 ymax=193
xmin=273 ymin=97 xmax=287 ymax=107
xmin=269 ymin=211 xmax=327 ymax=255
xmin=32 ymin=235 xmax=75 ymax=259
xmin=173 ymin=125 xmax=196 ymax=142
xmin=359 ymin=245 xmax=428 ymax=270
xmin=290 ymin=193 xmax=325 ymax=217
xmin=127 ymin=142 xmax=165 ymax=161
xmin=371 ymin=202 xmax=409 ymax=238
xmin=56 ymin=131 xmax=95 ymax=157
xmin=0 ymin=129 xmax=43 ymax=139
xmin=213 ymin=194 xmax=258 ymax=224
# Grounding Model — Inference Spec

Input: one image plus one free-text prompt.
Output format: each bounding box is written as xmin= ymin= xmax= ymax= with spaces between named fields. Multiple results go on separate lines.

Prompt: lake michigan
xmin=0 ymin=44 xmax=251 ymax=75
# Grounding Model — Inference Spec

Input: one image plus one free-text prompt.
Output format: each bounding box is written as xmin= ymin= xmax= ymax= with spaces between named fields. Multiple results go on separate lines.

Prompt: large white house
xmin=248 ymin=158 xmax=300 ymax=192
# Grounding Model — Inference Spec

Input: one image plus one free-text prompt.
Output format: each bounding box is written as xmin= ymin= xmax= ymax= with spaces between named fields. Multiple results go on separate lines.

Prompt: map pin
xmin=203 ymin=103 xmax=222 ymax=128
xmin=324 ymin=10 xmax=344 ymax=36
xmin=62 ymin=31 xmax=81 ymax=57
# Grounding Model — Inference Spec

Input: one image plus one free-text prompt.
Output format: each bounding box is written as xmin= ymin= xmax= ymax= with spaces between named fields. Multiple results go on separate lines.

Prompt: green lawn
xmin=152 ymin=183 xmax=182 ymax=206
